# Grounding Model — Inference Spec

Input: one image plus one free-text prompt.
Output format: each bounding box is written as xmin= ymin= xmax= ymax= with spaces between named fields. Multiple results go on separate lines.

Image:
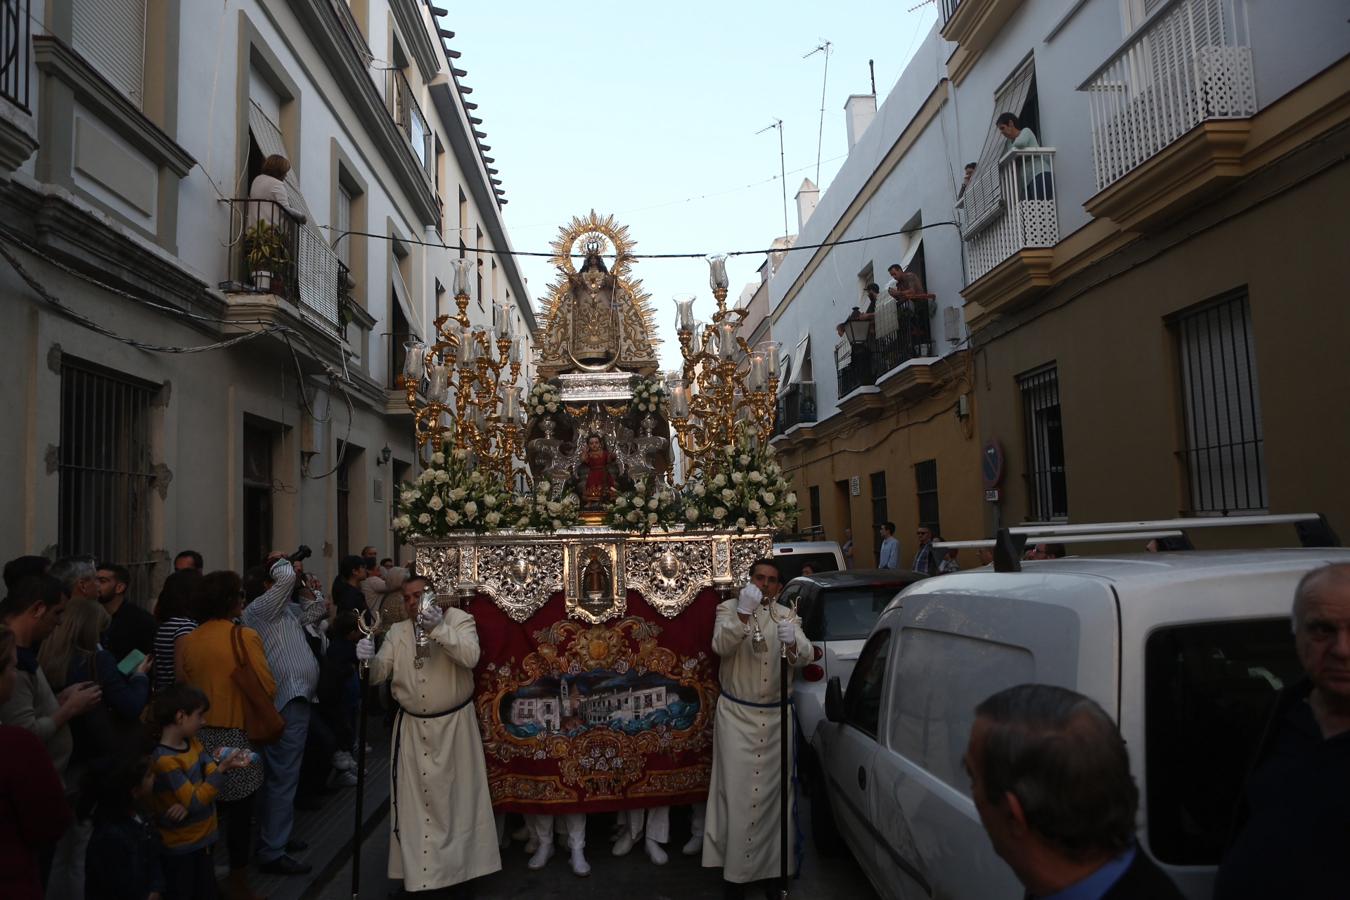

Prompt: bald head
xmin=1293 ymin=563 xmax=1350 ymax=628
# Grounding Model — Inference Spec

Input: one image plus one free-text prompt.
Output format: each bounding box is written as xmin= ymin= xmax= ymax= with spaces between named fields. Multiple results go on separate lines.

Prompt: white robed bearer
xmin=357 ymin=574 xmax=501 ymax=894
xmin=703 ymin=558 xmax=809 ymax=897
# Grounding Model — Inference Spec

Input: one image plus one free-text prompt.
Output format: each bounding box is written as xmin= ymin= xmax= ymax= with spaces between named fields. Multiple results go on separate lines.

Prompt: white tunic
xmin=702 ymin=598 xmax=810 ymax=883
xmin=370 ymin=611 xmax=501 ymax=891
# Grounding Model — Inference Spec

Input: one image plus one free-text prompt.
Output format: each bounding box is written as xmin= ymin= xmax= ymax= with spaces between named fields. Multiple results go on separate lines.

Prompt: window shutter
xmin=72 ymin=0 xmax=147 ymax=105
xmin=335 ymin=186 xmax=353 ymax=267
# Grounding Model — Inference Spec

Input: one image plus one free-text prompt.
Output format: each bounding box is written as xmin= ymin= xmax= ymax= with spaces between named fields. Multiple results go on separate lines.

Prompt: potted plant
xmin=244 ymin=219 xmax=289 ymax=294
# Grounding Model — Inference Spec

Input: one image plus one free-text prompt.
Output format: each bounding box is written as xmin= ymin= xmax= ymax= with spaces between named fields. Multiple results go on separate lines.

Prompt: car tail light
xmin=812 ymin=644 xmax=824 ymax=662
xmin=803 ymin=664 xmax=825 ymax=682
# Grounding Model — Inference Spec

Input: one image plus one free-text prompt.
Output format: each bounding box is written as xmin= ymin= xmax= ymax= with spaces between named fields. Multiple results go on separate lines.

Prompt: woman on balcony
xmin=248 ymin=154 xmax=307 ymax=227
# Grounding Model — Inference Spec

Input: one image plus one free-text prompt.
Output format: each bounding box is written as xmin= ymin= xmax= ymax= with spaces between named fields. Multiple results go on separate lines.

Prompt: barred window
xmin=59 ymin=358 xmax=158 ymax=606
xmin=809 ymin=485 xmax=822 ymax=533
xmin=870 ymin=471 xmax=888 ymax=531
xmin=915 ymin=460 xmax=940 ymax=536
xmin=1018 ymin=365 xmax=1069 ymax=521
xmin=1173 ymin=293 xmax=1265 ymax=513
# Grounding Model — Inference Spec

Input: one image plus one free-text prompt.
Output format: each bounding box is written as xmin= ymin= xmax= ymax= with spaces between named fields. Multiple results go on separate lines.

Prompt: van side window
xmin=889 ymin=628 xmax=1034 ymax=796
xmin=844 ymin=629 xmax=890 ymax=738
xmin=1144 ymin=618 xmax=1301 ymax=865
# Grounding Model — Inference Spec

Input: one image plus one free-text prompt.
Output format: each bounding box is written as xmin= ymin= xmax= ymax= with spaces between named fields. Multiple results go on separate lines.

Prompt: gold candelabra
xmin=668 ymin=255 xmax=780 ymax=476
xmin=402 ymin=259 xmax=526 ymax=483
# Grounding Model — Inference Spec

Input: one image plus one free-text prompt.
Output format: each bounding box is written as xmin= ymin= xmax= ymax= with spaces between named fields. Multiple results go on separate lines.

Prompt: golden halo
xmin=549 ymin=210 xmax=636 ymax=279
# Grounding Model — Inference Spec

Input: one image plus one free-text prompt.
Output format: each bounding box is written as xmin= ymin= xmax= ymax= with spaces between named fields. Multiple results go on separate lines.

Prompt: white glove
xmin=355 ymin=636 xmax=375 ymax=661
xmin=417 ymin=603 xmax=445 ymax=631
xmin=776 ymin=620 xmax=797 ymax=649
xmin=736 ymin=584 xmax=762 ymax=616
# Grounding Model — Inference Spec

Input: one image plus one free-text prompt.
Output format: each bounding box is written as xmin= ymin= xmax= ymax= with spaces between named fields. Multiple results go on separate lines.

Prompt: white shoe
xmin=645 ymin=838 xmax=668 ymax=865
xmin=524 ymin=835 xmax=539 ymax=854
xmin=682 ymin=834 xmax=702 ymax=856
xmin=332 ymin=750 xmax=355 ymax=771
xmin=612 ymin=832 xmax=636 ymax=857
xmin=569 ymin=846 xmax=591 ymax=877
xmin=527 ymin=843 xmax=554 ymax=870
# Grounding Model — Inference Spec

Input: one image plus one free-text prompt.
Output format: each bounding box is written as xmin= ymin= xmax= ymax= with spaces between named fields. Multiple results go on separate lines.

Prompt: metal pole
xmin=778 ymin=123 xmax=789 ymax=239
xmin=352 ymin=610 xmax=380 ymax=900
xmin=779 ymin=649 xmax=790 ymax=898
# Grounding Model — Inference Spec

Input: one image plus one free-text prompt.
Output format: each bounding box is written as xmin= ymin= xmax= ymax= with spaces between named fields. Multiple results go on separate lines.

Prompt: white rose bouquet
xmin=392 ymin=433 xmax=514 ymax=538
xmin=610 ymin=477 xmax=683 ymax=533
xmin=528 ymin=380 xmax=562 ymax=417
xmin=682 ymin=425 xmax=797 ymax=533
xmin=629 ymin=376 xmax=667 ymax=416
xmin=512 ymin=479 xmax=583 ymax=531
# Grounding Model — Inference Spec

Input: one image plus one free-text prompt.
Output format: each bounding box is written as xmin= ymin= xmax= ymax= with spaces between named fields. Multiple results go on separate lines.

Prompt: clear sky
xmin=444 ymin=1 xmax=937 ymax=371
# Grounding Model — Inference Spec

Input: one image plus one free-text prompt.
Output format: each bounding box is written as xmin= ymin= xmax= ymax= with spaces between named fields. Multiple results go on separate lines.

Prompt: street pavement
xmin=312 ymin=797 xmax=879 ymax=899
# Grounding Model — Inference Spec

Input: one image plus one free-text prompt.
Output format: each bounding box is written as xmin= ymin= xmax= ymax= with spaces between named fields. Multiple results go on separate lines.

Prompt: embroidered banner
xmin=470 ymin=588 xmax=721 ymax=814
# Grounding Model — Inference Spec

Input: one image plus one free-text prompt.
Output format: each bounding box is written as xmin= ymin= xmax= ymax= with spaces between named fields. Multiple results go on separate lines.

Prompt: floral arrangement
xmin=682 ymin=426 xmax=798 ymax=532
xmin=528 ymin=380 xmax=562 ymax=417
xmin=629 ymin=376 xmax=667 ymax=416
xmin=610 ymin=477 xmax=683 ymax=533
xmin=392 ymin=440 xmax=581 ymax=538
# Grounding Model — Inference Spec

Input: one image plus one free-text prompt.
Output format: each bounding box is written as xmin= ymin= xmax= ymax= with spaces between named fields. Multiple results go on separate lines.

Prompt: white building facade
xmin=0 ymin=0 xmax=535 ymax=602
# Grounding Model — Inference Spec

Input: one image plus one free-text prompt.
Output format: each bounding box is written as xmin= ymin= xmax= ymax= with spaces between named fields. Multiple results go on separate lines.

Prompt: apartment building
xmin=0 ymin=0 xmax=536 ymax=601
xmin=941 ymin=0 xmax=1348 ymax=541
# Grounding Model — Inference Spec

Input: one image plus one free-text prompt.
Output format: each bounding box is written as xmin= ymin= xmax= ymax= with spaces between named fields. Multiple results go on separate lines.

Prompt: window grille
xmin=809 ymin=485 xmax=822 ymax=532
xmin=242 ymin=423 xmax=273 ymax=570
xmin=1173 ymin=293 xmax=1265 ymax=513
xmin=58 ymin=358 xmax=158 ymax=606
xmin=335 ymin=184 xmax=353 ymax=268
xmin=1018 ymin=365 xmax=1069 ymax=521
xmin=870 ymin=471 xmax=888 ymax=532
xmin=915 ymin=459 xmax=940 ymax=536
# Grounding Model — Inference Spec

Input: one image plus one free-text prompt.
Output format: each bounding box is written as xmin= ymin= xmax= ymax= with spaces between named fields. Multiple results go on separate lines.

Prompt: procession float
xmin=388 ymin=212 xmax=795 ymax=815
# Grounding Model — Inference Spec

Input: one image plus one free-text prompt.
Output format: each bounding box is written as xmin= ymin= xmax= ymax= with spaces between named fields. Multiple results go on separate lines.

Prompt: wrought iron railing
xmin=1079 ymin=0 xmax=1254 ymax=191
xmin=775 ymin=382 xmax=818 ymax=434
xmin=225 ymin=198 xmax=342 ymax=334
xmin=385 ymin=67 xmax=434 ymax=176
xmin=955 ymin=147 xmax=1057 ymax=285
xmin=1 ymin=0 xmax=30 ymax=112
xmin=836 ymin=300 xmax=939 ymax=397
xmin=940 ymin=0 xmax=963 ymax=22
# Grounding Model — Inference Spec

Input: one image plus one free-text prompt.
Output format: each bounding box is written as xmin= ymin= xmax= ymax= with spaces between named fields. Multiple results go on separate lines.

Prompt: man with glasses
xmin=912 ymin=526 xmax=940 ymax=577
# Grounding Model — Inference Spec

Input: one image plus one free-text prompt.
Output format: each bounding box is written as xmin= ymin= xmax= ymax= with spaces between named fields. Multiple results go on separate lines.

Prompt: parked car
xmin=780 ymin=569 xmax=928 ymax=751
xmin=771 ymin=540 xmax=845 ymax=581
xmin=810 ymin=547 xmax=1350 ymax=900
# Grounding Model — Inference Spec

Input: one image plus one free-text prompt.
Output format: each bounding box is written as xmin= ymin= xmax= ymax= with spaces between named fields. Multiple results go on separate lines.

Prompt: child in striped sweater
xmin=147 ymin=685 xmax=251 ymax=900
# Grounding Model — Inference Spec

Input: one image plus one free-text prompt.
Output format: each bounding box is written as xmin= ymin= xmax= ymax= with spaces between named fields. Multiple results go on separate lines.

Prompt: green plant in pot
xmin=244 ymin=219 xmax=289 ymax=294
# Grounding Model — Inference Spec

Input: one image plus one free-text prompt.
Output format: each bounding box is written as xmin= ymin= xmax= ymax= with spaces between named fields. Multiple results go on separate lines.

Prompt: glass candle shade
xmin=402 ymin=341 xmax=425 ymax=381
xmin=471 ymin=327 xmax=487 ymax=361
xmin=451 ymin=258 xmax=474 ymax=298
xmin=717 ymin=321 xmax=739 ymax=360
xmin=756 ymin=341 xmax=781 ymax=380
xmin=669 ymin=381 xmax=690 ymax=418
xmin=707 ymin=254 xmax=729 ymax=291
xmin=510 ymin=337 xmax=524 ymax=365
xmin=494 ymin=302 xmax=514 ymax=341
xmin=427 ymin=364 xmax=448 ymax=401
xmin=674 ymin=296 xmax=696 ymax=335
xmin=748 ymin=350 xmax=767 ymax=390
xmin=501 ymin=385 xmax=521 ymax=421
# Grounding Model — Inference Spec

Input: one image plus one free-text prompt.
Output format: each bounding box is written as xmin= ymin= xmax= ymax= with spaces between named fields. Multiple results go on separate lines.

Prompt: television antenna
xmin=803 ymin=40 xmax=832 ymax=187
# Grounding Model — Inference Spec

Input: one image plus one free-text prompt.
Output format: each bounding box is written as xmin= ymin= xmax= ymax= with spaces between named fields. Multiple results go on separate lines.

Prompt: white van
xmin=810 ymin=546 xmax=1350 ymax=900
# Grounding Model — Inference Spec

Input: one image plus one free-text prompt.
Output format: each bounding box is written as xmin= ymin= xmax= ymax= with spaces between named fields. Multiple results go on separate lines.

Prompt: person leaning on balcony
xmin=995 ymin=113 xmax=1053 ymax=201
xmin=957 ymin=161 xmax=977 ymax=198
xmin=248 ymin=155 xmax=307 ymax=226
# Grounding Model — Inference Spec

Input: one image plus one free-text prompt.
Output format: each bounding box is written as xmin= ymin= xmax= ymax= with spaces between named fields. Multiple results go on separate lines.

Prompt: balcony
xmin=774 ymin=382 xmax=818 ymax=436
xmin=220 ymin=198 xmax=346 ymax=347
xmin=955 ymin=147 xmax=1057 ymax=312
xmin=835 ymin=303 xmax=940 ymax=414
xmin=0 ymin=0 xmax=37 ymax=181
xmin=1079 ymin=0 xmax=1255 ymax=231
xmin=939 ymin=0 xmax=1025 ymax=85
xmin=385 ymin=68 xmax=434 ymax=180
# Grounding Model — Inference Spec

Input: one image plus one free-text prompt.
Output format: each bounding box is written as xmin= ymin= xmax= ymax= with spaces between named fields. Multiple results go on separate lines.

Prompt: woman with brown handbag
xmin=179 ymin=570 xmax=276 ymax=900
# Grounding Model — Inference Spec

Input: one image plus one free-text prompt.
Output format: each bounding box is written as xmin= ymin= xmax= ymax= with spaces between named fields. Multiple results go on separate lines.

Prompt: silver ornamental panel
xmin=474 ymin=541 xmax=566 ymax=622
xmin=414 ymin=544 xmax=460 ymax=602
xmin=558 ymin=371 xmax=635 ymax=403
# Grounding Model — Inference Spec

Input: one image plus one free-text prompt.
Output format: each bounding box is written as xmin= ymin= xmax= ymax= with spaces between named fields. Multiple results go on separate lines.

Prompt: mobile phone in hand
xmin=117 ymin=649 xmax=147 ymax=676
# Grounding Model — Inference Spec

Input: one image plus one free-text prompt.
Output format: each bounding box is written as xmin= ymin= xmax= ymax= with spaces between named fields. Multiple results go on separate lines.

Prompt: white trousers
xmin=689 ymin=802 xmax=706 ymax=840
xmin=530 ymin=813 xmax=586 ymax=850
xmin=617 ymin=806 xmax=671 ymax=843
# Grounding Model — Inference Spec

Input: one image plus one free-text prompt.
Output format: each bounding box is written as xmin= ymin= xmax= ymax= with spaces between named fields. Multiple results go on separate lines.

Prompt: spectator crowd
xmin=0 ymin=546 xmax=400 ymax=900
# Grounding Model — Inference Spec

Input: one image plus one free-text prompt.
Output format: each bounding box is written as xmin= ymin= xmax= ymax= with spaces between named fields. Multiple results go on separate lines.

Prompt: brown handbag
xmin=230 ymin=625 xmax=285 ymax=744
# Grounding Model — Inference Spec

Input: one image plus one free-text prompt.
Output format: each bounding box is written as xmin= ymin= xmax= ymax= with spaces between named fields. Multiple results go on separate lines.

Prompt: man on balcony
xmin=995 ymin=113 xmax=1053 ymax=201
xmin=887 ymin=263 xmax=933 ymax=357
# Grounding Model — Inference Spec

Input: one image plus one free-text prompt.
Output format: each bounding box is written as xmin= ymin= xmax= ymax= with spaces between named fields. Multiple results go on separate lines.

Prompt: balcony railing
xmin=1 ymin=0 xmax=31 ymax=111
xmin=940 ymin=0 xmax=962 ymax=21
xmin=835 ymin=303 xmax=936 ymax=397
xmin=225 ymin=198 xmax=343 ymax=334
xmin=1079 ymin=0 xmax=1254 ymax=192
xmin=775 ymin=382 xmax=818 ymax=435
xmin=955 ymin=147 xmax=1057 ymax=285
xmin=385 ymin=68 xmax=434 ymax=177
